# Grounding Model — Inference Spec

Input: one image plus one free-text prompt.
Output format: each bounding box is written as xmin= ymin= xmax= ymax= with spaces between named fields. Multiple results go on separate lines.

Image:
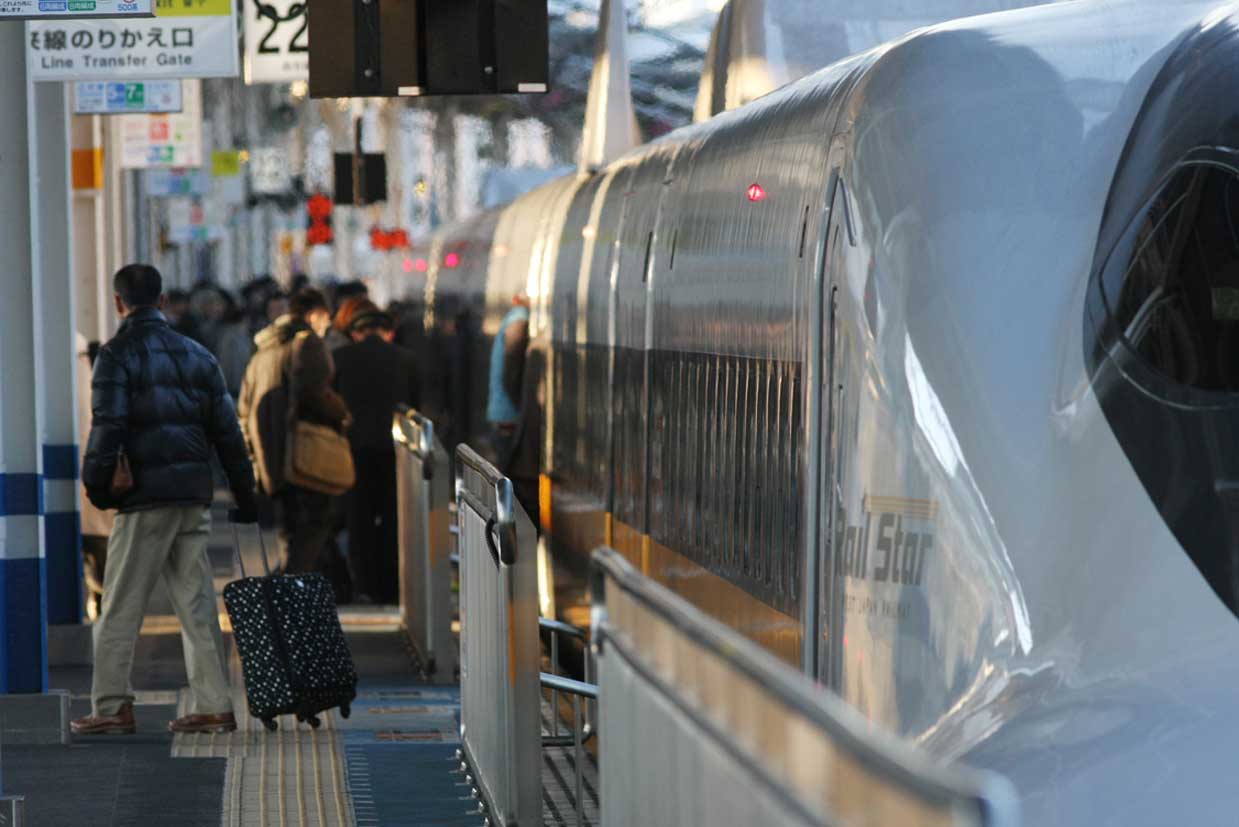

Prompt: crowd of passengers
xmin=78 ymin=274 xmax=423 ymax=615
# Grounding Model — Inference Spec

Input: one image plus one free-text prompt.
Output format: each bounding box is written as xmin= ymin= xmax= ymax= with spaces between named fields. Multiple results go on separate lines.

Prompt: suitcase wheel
xmin=340 ymin=704 xmax=351 ymax=720
xmin=261 ymin=717 xmax=278 ymax=733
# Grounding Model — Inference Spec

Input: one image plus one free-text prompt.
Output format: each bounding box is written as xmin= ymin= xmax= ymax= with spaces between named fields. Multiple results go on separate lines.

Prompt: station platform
xmin=6 ymin=504 xmax=597 ymax=827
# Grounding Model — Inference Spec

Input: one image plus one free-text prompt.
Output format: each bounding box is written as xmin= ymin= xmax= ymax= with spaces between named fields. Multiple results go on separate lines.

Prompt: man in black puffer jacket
xmin=74 ymin=264 xmax=258 ymax=738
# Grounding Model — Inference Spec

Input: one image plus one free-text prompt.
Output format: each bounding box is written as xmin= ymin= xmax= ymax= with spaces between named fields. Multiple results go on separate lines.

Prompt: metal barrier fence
xmin=455 ymin=445 xmax=543 ymax=826
xmin=591 ymin=547 xmax=1018 ymax=827
xmin=393 ymin=408 xmax=457 ymax=682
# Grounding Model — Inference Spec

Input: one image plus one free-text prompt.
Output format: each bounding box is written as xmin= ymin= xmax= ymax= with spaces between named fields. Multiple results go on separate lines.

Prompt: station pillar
xmin=0 ymin=25 xmax=48 ymax=693
xmin=31 ymin=79 xmax=84 ymax=627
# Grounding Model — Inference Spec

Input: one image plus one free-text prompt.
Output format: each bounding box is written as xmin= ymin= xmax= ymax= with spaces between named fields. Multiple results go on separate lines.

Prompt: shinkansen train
xmin=411 ymin=1 xmax=1239 ymax=821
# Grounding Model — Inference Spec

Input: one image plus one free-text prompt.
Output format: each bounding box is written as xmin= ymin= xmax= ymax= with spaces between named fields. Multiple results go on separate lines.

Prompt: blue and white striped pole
xmin=0 ymin=23 xmax=48 ymax=694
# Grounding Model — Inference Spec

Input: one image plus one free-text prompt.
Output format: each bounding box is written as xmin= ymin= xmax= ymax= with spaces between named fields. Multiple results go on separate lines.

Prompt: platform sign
xmin=74 ymin=79 xmax=182 ymax=113
xmin=243 ymin=0 xmax=307 ymax=84
xmin=119 ymin=78 xmax=202 ymax=168
xmin=27 ymin=0 xmax=239 ymax=81
xmin=0 ymin=0 xmax=152 ymax=21
xmin=167 ymin=195 xmax=224 ymax=243
xmin=144 ymin=167 xmax=208 ymax=195
xmin=249 ymin=146 xmax=291 ymax=194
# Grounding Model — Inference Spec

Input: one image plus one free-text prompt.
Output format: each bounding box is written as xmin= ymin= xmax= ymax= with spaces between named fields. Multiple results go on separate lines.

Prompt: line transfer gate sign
xmin=27 ymin=0 xmax=238 ymax=80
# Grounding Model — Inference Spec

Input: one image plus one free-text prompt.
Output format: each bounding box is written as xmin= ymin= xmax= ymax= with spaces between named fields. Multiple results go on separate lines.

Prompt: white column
xmin=1 ymin=27 xmax=48 ymax=692
xmin=30 ymin=80 xmax=83 ymax=627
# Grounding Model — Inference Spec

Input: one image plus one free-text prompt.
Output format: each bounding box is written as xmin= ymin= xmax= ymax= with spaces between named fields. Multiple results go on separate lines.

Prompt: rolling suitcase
xmin=223 ymin=520 xmax=358 ymax=731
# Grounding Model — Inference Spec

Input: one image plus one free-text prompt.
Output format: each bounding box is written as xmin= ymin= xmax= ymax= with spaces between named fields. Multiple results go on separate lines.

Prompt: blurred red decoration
xmin=306 ymin=194 xmax=334 ymax=246
xmin=307 ymin=193 xmax=333 ymax=220
xmin=444 ymin=252 xmax=460 ymax=268
xmin=746 ymin=183 xmax=766 ymax=203
xmin=369 ymin=227 xmax=413 ymax=252
xmin=414 ymin=258 xmax=428 ymax=272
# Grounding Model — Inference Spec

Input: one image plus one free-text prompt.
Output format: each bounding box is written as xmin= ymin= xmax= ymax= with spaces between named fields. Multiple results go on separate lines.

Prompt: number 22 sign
xmin=243 ymin=0 xmax=308 ymax=84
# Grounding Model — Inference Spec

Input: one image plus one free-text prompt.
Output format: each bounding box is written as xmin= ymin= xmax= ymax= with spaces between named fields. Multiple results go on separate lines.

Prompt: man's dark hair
xmin=113 ymin=264 xmax=163 ymax=308
xmin=351 ymin=308 xmax=395 ymax=335
xmin=289 ymin=287 xmax=328 ymax=317
xmin=334 ymin=280 xmax=369 ymax=302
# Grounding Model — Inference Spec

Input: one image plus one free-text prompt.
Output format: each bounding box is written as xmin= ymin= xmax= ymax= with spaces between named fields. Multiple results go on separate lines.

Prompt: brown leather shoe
xmin=168 ymin=712 xmax=237 ymax=734
xmin=71 ymin=703 xmax=136 ymax=736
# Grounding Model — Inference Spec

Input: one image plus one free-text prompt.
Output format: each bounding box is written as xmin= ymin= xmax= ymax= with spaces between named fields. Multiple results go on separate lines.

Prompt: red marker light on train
xmin=402 ymin=258 xmax=414 ymax=273
xmin=414 ymin=258 xmax=428 ymax=272
xmin=445 ymin=252 xmax=460 ymax=268
xmin=747 ymin=183 xmax=766 ymax=203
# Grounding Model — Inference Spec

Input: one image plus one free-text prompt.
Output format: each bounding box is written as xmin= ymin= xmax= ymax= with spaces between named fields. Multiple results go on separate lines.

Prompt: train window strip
xmin=641 ymin=230 xmax=654 ymax=283
xmin=798 ymin=204 xmax=811 ymax=258
xmin=840 ymin=179 xmax=857 ymax=247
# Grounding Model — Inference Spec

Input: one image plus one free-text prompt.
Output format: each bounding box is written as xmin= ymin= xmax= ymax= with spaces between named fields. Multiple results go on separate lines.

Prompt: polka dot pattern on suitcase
xmin=224 ymin=572 xmax=358 ymax=722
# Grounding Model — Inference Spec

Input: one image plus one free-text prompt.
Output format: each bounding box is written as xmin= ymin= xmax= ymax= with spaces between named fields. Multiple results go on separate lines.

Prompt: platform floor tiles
xmin=9 ymin=506 xmax=598 ymax=826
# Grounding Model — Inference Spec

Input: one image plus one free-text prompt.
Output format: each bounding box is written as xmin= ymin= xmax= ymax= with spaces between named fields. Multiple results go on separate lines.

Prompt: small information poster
xmin=248 ymin=146 xmax=290 ymax=194
xmin=211 ymin=149 xmax=241 ymax=177
xmin=0 ymin=0 xmax=151 ymax=22
xmin=74 ymin=79 xmax=182 ymax=113
xmin=118 ymin=78 xmax=202 ymax=168
xmin=144 ymin=167 xmax=208 ymax=196
xmin=27 ymin=0 xmax=238 ymax=80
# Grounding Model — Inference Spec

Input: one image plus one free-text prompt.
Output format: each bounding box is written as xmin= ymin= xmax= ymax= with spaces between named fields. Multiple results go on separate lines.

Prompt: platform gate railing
xmin=590 ymin=546 xmax=1019 ymax=827
xmin=393 ymin=408 xmax=457 ymax=682
xmin=455 ymin=445 xmax=543 ymax=826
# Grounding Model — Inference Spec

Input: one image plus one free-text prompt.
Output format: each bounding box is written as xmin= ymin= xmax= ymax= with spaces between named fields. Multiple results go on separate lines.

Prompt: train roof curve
xmin=436 ymin=0 xmax=1234 ymax=246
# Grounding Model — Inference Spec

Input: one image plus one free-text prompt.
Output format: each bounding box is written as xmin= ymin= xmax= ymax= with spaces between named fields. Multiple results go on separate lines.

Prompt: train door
xmin=814 ymin=169 xmax=857 ymax=688
xmin=608 ymin=148 xmax=681 ymax=566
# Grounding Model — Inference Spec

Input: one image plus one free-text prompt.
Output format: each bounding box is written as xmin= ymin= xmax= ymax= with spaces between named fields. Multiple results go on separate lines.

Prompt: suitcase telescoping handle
xmin=228 ymin=513 xmax=272 ymax=579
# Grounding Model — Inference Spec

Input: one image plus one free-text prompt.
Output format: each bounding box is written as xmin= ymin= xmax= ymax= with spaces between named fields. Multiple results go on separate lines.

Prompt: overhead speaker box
xmin=333 ymin=152 xmax=388 ymax=206
xmin=308 ymin=0 xmax=549 ymax=98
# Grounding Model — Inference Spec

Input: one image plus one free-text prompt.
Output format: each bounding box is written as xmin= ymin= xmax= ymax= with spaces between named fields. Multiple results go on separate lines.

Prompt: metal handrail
xmin=393 ymin=407 xmax=455 ymax=682
xmin=540 ymin=616 xmax=595 ymax=746
xmin=393 ymin=405 xmax=436 ymax=469
xmin=591 ymin=546 xmax=1019 ymax=827
xmin=539 ymin=616 xmax=587 ymax=639
xmin=457 ymin=444 xmax=517 ymax=563
xmin=539 ymin=670 xmax=596 ymax=827
xmin=540 ymin=672 xmax=598 ymax=700
xmin=454 ymin=444 xmax=541 ymax=827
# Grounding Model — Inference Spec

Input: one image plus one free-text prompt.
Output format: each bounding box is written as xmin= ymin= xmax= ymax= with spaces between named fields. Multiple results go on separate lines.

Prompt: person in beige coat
xmin=237 ymin=287 xmax=350 ymax=574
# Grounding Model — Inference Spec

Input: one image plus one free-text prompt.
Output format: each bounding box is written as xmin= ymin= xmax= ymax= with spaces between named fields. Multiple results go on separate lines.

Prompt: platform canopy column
xmin=0 ymin=26 xmax=49 ymax=693
xmin=31 ymin=78 xmax=84 ymax=627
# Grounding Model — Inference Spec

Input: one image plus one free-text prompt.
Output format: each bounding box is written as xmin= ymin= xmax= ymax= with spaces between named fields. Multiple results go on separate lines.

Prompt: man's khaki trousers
xmin=92 ymin=504 xmax=232 ymax=716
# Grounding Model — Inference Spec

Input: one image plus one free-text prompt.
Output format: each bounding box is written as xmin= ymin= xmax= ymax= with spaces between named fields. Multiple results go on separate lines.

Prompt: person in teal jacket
xmin=486 ymin=294 xmax=530 ymax=468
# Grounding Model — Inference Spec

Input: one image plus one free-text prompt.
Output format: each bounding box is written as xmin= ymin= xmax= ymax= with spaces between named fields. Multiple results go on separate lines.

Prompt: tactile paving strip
xmin=172 ymin=659 xmax=356 ymax=827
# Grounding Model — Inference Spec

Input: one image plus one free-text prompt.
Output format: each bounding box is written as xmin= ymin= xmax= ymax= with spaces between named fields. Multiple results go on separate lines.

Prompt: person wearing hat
xmin=332 ymin=301 xmax=419 ymax=604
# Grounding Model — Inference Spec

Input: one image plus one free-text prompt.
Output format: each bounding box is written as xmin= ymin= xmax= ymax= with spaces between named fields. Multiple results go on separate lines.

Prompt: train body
xmin=413 ymin=1 xmax=1239 ymax=821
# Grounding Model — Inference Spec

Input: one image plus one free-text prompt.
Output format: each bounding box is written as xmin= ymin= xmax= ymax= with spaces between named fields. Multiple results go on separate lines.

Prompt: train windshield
xmin=1104 ymin=157 xmax=1239 ymax=395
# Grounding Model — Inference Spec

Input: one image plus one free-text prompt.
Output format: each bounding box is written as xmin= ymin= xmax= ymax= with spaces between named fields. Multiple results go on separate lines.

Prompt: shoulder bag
xmin=283 ymin=333 xmax=355 ymax=495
